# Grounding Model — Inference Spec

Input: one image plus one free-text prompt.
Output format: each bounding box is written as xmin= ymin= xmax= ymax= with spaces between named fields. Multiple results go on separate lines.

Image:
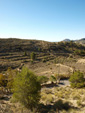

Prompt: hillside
xmin=0 ymin=38 xmax=85 ymax=113
xmin=63 ymin=39 xmax=71 ymax=42
xmin=0 ymin=38 xmax=85 ymax=72
xmin=0 ymin=38 xmax=85 ymax=53
xmin=75 ymin=38 xmax=85 ymax=45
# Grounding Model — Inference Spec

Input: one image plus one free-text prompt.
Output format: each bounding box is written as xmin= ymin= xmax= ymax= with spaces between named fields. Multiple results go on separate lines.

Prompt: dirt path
xmin=58 ymin=79 xmax=70 ymax=87
xmin=42 ymin=79 xmax=70 ymax=90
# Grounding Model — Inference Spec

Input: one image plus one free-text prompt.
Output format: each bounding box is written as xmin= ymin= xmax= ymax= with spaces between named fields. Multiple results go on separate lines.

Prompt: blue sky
xmin=0 ymin=0 xmax=85 ymax=41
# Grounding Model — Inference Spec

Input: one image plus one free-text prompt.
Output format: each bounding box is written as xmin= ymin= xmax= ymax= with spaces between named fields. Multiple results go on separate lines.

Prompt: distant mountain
xmin=63 ymin=39 xmax=71 ymax=42
xmin=63 ymin=38 xmax=85 ymax=45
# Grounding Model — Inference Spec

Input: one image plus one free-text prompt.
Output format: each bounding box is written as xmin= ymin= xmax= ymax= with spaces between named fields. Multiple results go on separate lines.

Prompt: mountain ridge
xmin=63 ymin=38 xmax=85 ymax=45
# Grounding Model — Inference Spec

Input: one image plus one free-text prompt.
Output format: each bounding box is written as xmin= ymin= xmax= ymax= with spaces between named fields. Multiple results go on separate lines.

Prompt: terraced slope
xmin=0 ymin=38 xmax=85 ymax=71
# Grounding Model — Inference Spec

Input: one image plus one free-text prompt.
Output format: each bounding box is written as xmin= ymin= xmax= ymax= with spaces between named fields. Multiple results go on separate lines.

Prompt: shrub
xmin=13 ymin=66 xmax=41 ymax=111
xmin=24 ymin=51 xmax=27 ymax=56
xmin=37 ymin=75 xmax=49 ymax=84
xmin=6 ymin=67 xmax=17 ymax=90
xmin=69 ymin=71 xmax=85 ymax=88
xmin=77 ymin=100 xmax=82 ymax=106
xmin=46 ymin=94 xmax=53 ymax=104
xmin=30 ymin=52 xmax=36 ymax=61
xmin=50 ymin=75 xmax=56 ymax=84
xmin=0 ymin=73 xmax=7 ymax=87
xmin=42 ymin=58 xmax=46 ymax=62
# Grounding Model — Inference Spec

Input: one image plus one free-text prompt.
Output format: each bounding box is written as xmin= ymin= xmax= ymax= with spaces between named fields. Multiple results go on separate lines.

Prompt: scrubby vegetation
xmin=69 ymin=71 xmax=85 ymax=88
xmin=37 ymin=75 xmax=49 ymax=84
xmin=0 ymin=67 xmax=85 ymax=113
xmin=30 ymin=52 xmax=36 ymax=61
xmin=41 ymin=87 xmax=85 ymax=113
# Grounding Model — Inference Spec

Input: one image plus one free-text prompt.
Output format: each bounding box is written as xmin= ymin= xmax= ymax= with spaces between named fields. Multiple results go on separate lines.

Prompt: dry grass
xmin=0 ymin=84 xmax=85 ymax=113
xmin=41 ymin=86 xmax=85 ymax=112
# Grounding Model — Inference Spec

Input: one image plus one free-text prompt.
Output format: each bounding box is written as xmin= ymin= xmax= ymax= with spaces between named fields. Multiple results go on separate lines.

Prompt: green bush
xmin=69 ymin=71 xmax=85 ymax=88
xmin=37 ymin=75 xmax=49 ymax=84
xmin=24 ymin=51 xmax=27 ymax=56
xmin=13 ymin=66 xmax=41 ymax=111
xmin=30 ymin=52 xmax=36 ymax=61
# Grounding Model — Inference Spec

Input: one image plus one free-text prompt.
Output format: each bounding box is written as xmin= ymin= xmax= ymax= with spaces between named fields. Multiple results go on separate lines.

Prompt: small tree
xmin=69 ymin=71 xmax=85 ymax=88
xmin=30 ymin=52 xmax=36 ymax=61
xmin=24 ymin=51 xmax=27 ymax=56
xmin=13 ymin=67 xmax=41 ymax=111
